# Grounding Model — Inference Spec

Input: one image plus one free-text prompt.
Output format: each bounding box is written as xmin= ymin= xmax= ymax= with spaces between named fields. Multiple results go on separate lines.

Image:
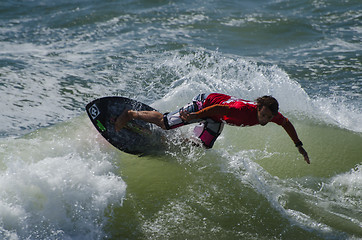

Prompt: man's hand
xmin=180 ymin=110 xmax=195 ymax=122
xmin=298 ymin=146 xmax=310 ymax=164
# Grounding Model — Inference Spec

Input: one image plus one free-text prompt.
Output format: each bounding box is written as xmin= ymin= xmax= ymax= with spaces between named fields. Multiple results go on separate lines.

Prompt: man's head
xmin=256 ymin=96 xmax=279 ymax=126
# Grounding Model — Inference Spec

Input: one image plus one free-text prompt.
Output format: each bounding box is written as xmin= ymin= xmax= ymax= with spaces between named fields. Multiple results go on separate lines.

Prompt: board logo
xmin=89 ymin=104 xmax=100 ymax=119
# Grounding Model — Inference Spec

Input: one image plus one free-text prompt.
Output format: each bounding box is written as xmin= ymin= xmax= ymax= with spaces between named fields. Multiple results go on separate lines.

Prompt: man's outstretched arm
xmin=282 ymin=119 xmax=310 ymax=164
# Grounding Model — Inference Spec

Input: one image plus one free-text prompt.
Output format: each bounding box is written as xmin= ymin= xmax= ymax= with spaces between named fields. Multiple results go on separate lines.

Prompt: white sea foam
xmin=324 ymin=164 xmax=362 ymax=207
xmin=311 ymin=96 xmax=362 ymax=133
xmin=0 ymin=118 xmax=126 ymax=239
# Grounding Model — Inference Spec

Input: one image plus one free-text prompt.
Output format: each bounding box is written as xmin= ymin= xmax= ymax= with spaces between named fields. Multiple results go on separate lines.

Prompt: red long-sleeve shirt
xmin=198 ymin=93 xmax=286 ymax=126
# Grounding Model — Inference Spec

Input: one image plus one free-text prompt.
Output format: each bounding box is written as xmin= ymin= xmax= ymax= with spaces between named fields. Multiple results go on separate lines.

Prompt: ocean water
xmin=0 ymin=0 xmax=361 ymax=239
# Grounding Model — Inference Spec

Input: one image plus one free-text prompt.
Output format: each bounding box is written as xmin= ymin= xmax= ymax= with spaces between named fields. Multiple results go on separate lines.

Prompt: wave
xmin=1 ymin=0 xmax=360 ymax=238
xmin=0 ymin=49 xmax=360 ymax=239
xmin=142 ymin=50 xmax=362 ymax=134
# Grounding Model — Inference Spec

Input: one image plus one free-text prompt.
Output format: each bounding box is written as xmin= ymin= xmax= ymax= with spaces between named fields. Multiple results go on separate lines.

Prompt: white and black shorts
xmin=163 ymin=93 xmax=224 ymax=148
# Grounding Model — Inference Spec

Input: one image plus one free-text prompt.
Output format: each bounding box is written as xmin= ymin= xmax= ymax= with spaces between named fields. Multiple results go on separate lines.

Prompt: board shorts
xmin=163 ymin=93 xmax=224 ymax=148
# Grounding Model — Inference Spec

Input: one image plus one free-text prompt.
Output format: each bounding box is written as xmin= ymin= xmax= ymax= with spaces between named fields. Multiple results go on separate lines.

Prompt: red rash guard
xmin=199 ymin=93 xmax=286 ymax=126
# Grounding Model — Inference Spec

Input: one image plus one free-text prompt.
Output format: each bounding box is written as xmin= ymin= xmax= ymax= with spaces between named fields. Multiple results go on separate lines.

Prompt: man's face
xmin=257 ymin=106 xmax=274 ymax=126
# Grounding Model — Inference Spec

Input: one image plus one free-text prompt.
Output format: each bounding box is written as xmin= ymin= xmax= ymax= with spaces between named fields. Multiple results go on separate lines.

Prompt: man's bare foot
xmin=115 ymin=110 xmax=133 ymax=131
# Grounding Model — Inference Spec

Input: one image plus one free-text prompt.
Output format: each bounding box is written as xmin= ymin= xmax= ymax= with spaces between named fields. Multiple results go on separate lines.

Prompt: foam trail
xmin=224 ymin=150 xmax=360 ymax=239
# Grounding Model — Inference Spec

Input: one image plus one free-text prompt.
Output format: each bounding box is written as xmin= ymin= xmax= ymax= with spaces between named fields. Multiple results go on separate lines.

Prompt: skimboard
xmin=86 ymin=96 xmax=165 ymax=155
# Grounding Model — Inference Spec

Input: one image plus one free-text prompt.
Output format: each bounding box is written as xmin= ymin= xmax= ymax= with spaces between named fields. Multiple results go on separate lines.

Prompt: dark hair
xmin=256 ymin=96 xmax=279 ymax=115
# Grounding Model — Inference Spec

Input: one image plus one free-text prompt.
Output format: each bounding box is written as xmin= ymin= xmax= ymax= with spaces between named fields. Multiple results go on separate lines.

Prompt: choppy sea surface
xmin=0 ymin=0 xmax=361 ymax=239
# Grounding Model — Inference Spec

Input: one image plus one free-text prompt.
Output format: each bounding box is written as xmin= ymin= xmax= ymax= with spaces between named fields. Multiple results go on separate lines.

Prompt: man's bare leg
xmin=115 ymin=110 xmax=166 ymax=131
